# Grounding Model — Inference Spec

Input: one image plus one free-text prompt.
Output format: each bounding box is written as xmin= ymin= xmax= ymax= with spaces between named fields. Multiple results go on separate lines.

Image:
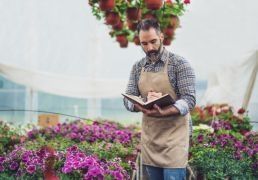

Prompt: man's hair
xmin=137 ymin=19 xmax=161 ymax=34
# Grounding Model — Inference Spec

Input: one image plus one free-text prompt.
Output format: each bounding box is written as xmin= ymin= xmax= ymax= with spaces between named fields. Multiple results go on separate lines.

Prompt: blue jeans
xmin=143 ymin=165 xmax=186 ymax=180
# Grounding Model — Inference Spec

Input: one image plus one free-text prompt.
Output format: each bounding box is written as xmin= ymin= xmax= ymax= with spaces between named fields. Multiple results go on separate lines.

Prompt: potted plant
xmin=144 ymin=0 xmax=163 ymax=10
xmin=163 ymin=37 xmax=172 ymax=46
xmin=116 ymin=34 xmax=129 ymax=48
xmin=169 ymin=15 xmax=180 ymax=28
xmin=163 ymin=26 xmax=174 ymax=38
xmin=105 ymin=11 xmax=120 ymax=25
xmin=142 ymin=12 xmax=157 ymax=20
xmin=99 ymin=0 xmax=115 ymax=11
xmin=112 ymin=19 xmax=124 ymax=30
xmin=133 ymin=35 xmax=140 ymax=45
xmin=127 ymin=20 xmax=138 ymax=31
xmin=126 ymin=7 xmax=142 ymax=21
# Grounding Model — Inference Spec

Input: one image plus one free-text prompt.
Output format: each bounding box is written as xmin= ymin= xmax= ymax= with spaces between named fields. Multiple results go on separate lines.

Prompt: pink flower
xmin=184 ymin=0 xmax=190 ymax=4
xmin=197 ymin=134 xmax=204 ymax=143
xmin=0 ymin=165 xmax=4 ymax=172
xmin=9 ymin=162 xmax=19 ymax=170
xmin=0 ymin=157 xmax=5 ymax=163
xmin=26 ymin=165 xmax=36 ymax=174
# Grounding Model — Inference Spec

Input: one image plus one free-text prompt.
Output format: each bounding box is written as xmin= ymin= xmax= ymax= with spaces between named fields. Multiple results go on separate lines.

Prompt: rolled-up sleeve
xmin=174 ymin=60 xmax=196 ymax=115
xmin=123 ymin=63 xmax=140 ymax=112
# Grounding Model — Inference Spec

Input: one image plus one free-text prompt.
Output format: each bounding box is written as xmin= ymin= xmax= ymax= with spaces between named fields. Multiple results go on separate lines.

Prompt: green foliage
xmin=190 ymin=146 xmax=253 ymax=179
xmin=0 ymin=170 xmax=44 ymax=180
xmin=24 ymin=136 xmax=74 ymax=152
xmin=190 ymin=125 xmax=258 ymax=179
xmin=0 ymin=121 xmax=21 ymax=154
xmin=231 ymin=116 xmax=253 ymax=133
xmin=0 ymin=171 xmax=16 ymax=180
xmin=20 ymin=173 xmax=44 ymax=180
xmin=57 ymin=172 xmax=82 ymax=180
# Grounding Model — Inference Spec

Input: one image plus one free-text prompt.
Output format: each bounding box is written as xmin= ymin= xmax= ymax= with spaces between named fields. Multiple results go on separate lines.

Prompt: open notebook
xmin=122 ymin=93 xmax=175 ymax=109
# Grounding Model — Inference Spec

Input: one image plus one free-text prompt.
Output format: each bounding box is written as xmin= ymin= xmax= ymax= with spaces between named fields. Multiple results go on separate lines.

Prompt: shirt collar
xmin=143 ymin=47 xmax=168 ymax=66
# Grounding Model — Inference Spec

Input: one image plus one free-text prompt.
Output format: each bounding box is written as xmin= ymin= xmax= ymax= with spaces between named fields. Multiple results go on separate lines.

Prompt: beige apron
xmin=138 ymin=59 xmax=189 ymax=168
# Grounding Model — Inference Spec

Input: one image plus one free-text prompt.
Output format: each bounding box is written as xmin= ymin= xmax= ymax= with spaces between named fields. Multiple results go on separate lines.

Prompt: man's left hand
xmin=134 ymin=104 xmax=180 ymax=117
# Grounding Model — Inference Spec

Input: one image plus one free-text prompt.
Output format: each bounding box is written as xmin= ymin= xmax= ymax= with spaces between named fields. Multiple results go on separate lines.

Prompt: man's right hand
xmin=147 ymin=91 xmax=162 ymax=102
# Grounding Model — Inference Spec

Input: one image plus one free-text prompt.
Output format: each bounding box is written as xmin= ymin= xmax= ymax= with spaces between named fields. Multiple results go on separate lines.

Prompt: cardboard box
xmin=38 ymin=114 xmax=59 ymax=127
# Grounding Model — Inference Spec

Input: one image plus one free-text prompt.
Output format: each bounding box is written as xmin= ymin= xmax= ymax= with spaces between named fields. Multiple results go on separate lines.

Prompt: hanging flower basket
xmin=88 ymin=0 xmax=190 ymax=48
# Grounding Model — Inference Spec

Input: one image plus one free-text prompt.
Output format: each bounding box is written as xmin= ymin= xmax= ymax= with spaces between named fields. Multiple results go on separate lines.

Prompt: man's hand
xmin=134 ymin=104 xmax=180 ymax=117
xmin=147 ymin=91 xmax=162 ymax=102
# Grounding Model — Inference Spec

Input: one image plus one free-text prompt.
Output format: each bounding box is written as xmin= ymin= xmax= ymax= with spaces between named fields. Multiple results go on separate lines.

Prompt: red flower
xmin=184 ymin=0 xmax=190 ymax=4
xmin=237 ymin=108 xmax=245 ymax=114
xmin=20 ymin=136 xmax=26 ymax=143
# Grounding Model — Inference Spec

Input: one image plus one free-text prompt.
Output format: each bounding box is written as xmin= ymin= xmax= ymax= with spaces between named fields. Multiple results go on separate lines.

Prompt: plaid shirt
xmin=124 ymin=48 xmax=196 ymax=135
xmin=124 ymin=48 xmax=196 ymax=114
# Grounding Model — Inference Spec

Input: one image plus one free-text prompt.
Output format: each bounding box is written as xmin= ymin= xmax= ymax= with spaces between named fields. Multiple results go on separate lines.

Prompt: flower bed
xmin=1 ymin=106 xmax=257 ymax=179
xmin=189 ymin=105 xmax=258 ymax=179
xmin=0 ymin=120 xmax=141 ymax=179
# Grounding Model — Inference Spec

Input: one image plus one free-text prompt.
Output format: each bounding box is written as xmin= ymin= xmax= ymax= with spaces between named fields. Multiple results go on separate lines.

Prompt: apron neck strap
xmin=140 ymin=57 xmax=169 ymax=74
xmin=163 ymin=59 xmax=169 ymax=73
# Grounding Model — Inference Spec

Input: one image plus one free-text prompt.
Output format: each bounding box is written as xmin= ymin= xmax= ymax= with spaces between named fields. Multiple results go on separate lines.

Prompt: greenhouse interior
xmin=0 ymin=0 xmax=257 ymax=179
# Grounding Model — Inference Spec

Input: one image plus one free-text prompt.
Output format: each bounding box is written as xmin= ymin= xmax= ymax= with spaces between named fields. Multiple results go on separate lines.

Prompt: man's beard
xmin=146 ymin=49 xmax=159 ymax=57
xmin=146 ymin=43 xmax=162 ymax=62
